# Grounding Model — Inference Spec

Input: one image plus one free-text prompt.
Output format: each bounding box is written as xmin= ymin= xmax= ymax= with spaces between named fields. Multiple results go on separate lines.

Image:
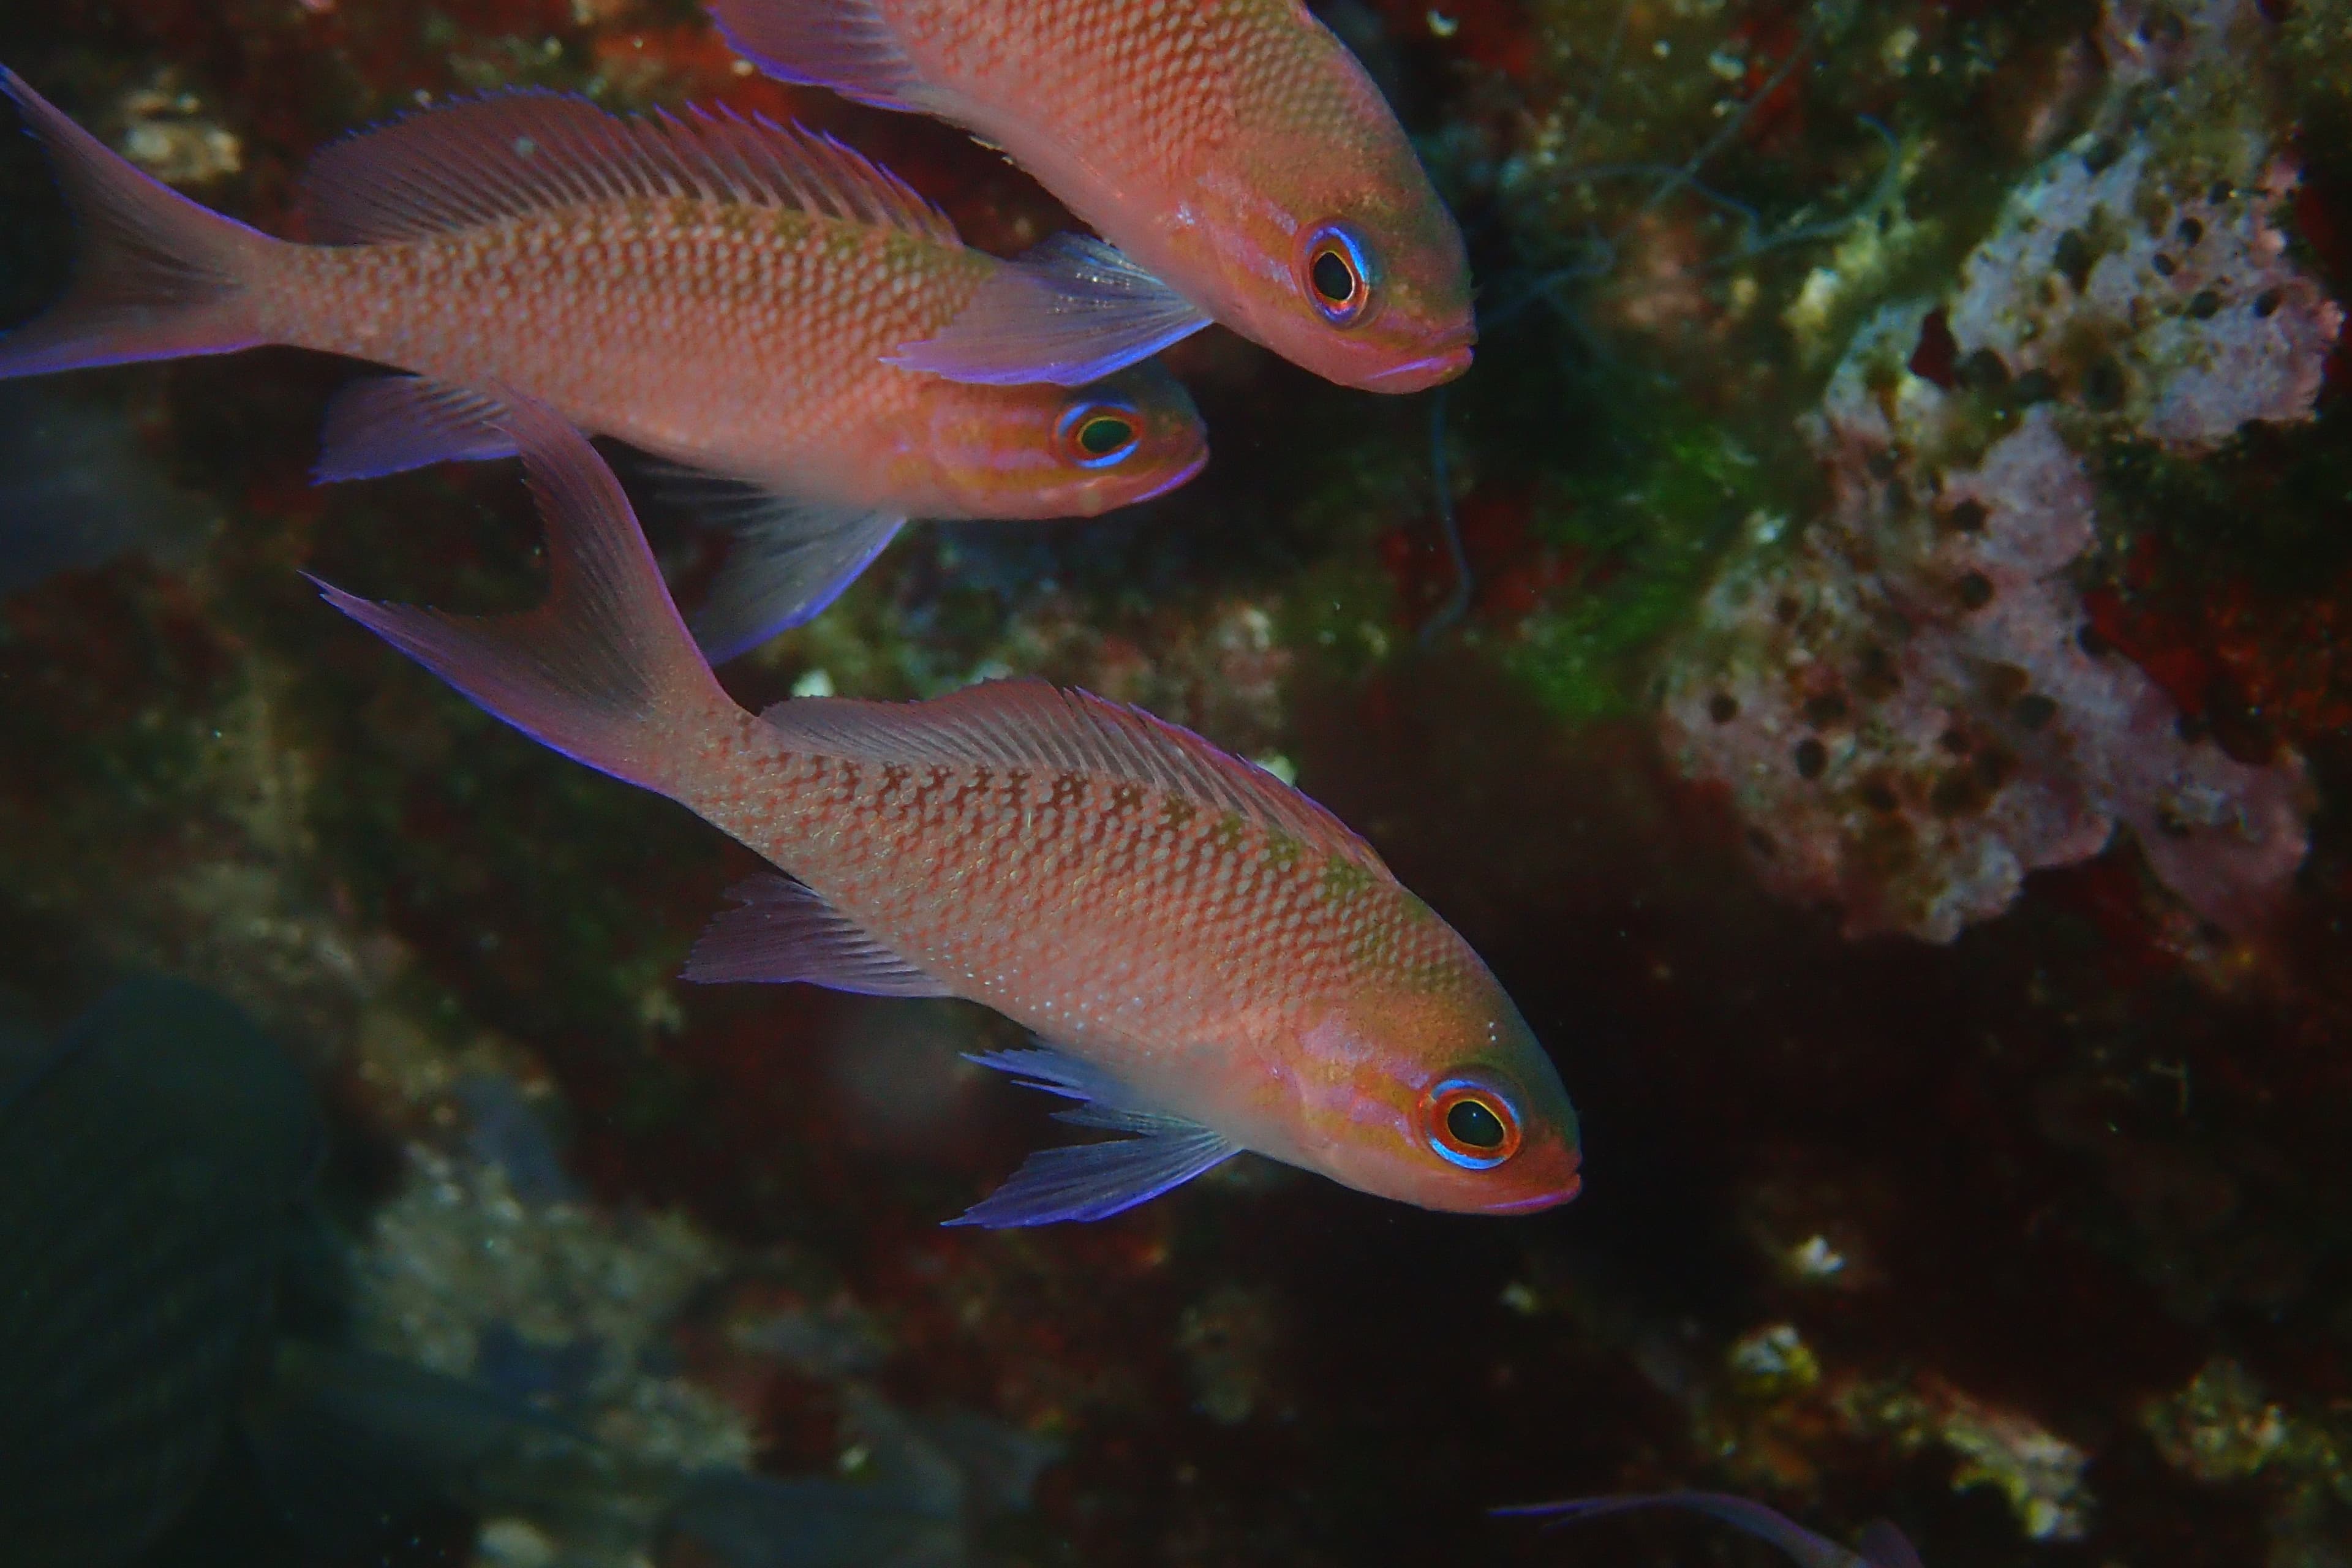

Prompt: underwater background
xmin=1 ymin=0 xmax=2350 ymax=1564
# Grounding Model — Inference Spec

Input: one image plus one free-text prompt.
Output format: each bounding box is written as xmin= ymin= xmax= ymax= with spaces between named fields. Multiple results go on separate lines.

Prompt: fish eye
xmin=1302 ymin=222 xmax=1374 ymax=327
xmin=1422 ymin=1076 xmax=1523 ymax=1169
xmin=1057 ymin=400 xmax=1140 ymax=468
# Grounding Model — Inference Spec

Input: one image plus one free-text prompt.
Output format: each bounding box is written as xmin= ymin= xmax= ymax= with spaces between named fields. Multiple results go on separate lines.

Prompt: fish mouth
xmin=1130 ymin=444 xmax=1210 ymax=504
xmin=1362 ymin=330 xmax=1477 ymax=392
xmin=1479 ymin=1171 xmax=1582 ymax=1215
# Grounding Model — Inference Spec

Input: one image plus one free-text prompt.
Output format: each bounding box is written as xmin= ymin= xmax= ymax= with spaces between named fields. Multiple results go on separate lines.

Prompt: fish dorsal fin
xmin=298 ymin=89 xmax=957 ymax=247
xmin=760 ymin=677 xmax=1384 ymax=871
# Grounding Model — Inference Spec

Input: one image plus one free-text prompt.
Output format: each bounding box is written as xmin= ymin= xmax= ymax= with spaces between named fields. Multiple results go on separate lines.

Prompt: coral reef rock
xmin=1658 ymin=0 xmax=2332 ymax=943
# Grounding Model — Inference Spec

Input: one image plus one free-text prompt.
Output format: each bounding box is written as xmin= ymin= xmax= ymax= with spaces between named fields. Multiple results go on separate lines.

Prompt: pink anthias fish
xmin=315 ymin=397 xmax=1580 ymax=1226
xmin=708 ymin=0 xmax=1477 ymax=393
xmin=0 ymin=72 xmax=1205 ymax=660
xmin=1495 ymin=1491 xmax=1926 ymax=1568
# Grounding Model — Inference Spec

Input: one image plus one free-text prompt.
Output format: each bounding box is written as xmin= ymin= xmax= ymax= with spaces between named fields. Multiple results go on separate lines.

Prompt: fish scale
xmin=772 ymin=756 xmax=1441 ymax=1014
xmin=322 ymin=402 xmax=1579 ymax=1223
xmin=714 ymin=0 xmax=1475 ymax=391
xmin=687 ymin=735 xmax=1472 ymax=1123
xmin=0 ymin=71 xmax=1205 ymax=661
xmin=266 ymin=205 xmax=993 ymax=505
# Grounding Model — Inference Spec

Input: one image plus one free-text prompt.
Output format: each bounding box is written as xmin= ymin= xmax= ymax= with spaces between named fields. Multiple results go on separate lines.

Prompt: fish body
xmin=688 ymin=692 xmax=1566 ymax=1212
xmin=712 ymin=0 xmax=1477 ymax=393
xmin=318 ymin=399 xmax=1578 ymax=1224
xmin=0 ymin=75 xmax=1205 ymax=656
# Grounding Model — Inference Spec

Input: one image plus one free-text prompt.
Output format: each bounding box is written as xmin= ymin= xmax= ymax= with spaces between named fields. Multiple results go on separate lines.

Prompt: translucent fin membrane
xmin=299 ymin=89 xmax=957 ymax=246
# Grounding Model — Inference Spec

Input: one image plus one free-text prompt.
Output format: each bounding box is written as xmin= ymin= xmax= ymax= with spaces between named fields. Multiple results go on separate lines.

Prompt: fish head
xmin=1195 ymin=82 xmax=1476 ymax=392
xmin=924 ymin=363 xmax=1208 ymax=518
xmin=1291 ymin=972 xmax=1581 ymax=1216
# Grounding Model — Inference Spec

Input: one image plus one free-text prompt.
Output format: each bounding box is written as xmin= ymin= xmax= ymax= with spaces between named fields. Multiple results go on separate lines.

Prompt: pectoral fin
xmin=948 ymin=1046 xmax=1241 ymax=1227
xmin=650 ymin=464 xmax=905 ymax=662
xmin=886 ymin=235 xmax=1213 ymax=387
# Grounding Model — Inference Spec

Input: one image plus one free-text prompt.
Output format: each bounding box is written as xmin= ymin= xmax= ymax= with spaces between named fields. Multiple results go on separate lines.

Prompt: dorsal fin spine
xmin=298 ymin=89 xmax=959 ymax=248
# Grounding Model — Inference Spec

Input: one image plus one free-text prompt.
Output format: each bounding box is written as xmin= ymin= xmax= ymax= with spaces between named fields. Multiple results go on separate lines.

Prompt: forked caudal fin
xmin=0 ymin=69 xmax=276 ymax=379
xmin=311 ymin=396 xmax=735 ymax=798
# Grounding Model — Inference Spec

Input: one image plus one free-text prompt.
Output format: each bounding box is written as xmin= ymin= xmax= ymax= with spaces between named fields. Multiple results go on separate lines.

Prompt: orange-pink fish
xmin=0 ymin=72 xmax=1205 ymax=658
xmin=709 ymin=0 xmax=1477 ymax=393
xmin=317 ymin=398 xmax=1579 ymax=1226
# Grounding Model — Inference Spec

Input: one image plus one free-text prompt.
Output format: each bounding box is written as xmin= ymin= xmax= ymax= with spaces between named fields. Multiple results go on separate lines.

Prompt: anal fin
xmin=948 ymin=1046 xmax=1241 ymax=1227
xmin=314 ymin=376 xmax=516 ymax=483
xmin=887 ymin=235 xmax=1213 ymax=387
xmin=682 ymin=873 xmax=949 ymax=997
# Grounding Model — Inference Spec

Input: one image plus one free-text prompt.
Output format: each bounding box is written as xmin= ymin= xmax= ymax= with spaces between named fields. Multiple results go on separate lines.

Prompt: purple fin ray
xmin=298 ymin=89 xmax=955 ymax=247
xmin=681 ymin=873 xmax=949 ymax=996
xmin=760 ymin=677 xmax=1384 ymax=872
xmin=960 ymin=1046 xmax=1134 ymax=1112
xmin=886 ymin=234 xmax=1212 ymax=386
xmin=0 ymin=69 xmax=269 ymax=379
xmin=1856 ymin=1521 xmax=1926 ymax=1568
xmin=649 ymin=464 xmax=906 ymax=662
xmin=706 ymin=0 xmax=929 ymax=114
xmin=314 ymin=376 xmax=516 ymax=483
xmin=946 ymin=1046 xmax=1240 ymax=1227
xmin=1493 ymin=1492 xmax=1888 ymax=1568
xmin=310 ymin=393 xmax=728 ymax=796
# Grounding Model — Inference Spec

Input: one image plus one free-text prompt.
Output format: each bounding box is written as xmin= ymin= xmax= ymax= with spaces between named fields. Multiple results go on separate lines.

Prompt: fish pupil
xmin=1447 ymin=1096 xmax=1506 ymax=1150
xmin=1312 ymin=248 xmax=1357 ymax=305
xmin=1079 ymin=416 xmax=1134 ymax=456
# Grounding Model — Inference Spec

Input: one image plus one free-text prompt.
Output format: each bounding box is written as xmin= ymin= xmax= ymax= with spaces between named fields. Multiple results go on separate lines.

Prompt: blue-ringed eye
xmin=1422 ymin=1076 xmax=1523 ymax=1169
xmin=1302 ymin=222 xmax=1374 ymax=326
xmin=1058 ymin=400 xmax=1140 ymax=467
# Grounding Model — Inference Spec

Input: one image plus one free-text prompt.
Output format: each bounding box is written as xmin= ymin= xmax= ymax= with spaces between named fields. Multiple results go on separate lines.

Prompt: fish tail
xmin=313 ymin=396 xmax=737 ymax=799
xmin=0 ymin=67 xmax=279 ymax=380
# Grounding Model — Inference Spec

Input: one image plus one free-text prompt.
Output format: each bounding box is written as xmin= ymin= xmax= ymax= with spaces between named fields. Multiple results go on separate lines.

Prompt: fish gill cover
xmin=0 ymin=0 xmax=2350 ymax=1564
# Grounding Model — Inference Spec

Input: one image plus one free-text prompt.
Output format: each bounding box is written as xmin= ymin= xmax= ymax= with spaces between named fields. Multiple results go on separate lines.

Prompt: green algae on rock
xmin=1656 ymin=0 xmax=2332 ymax=943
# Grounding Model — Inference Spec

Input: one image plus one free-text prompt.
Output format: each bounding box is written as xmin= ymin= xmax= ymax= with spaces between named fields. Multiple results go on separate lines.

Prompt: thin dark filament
xmin=1419 ymin=386 xmax=1472 ymax=645
xmin=1638 ymin=0 xmax=1839 ymax=221
xmin=1559 ymin=0 xmax=1639 ymax=170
